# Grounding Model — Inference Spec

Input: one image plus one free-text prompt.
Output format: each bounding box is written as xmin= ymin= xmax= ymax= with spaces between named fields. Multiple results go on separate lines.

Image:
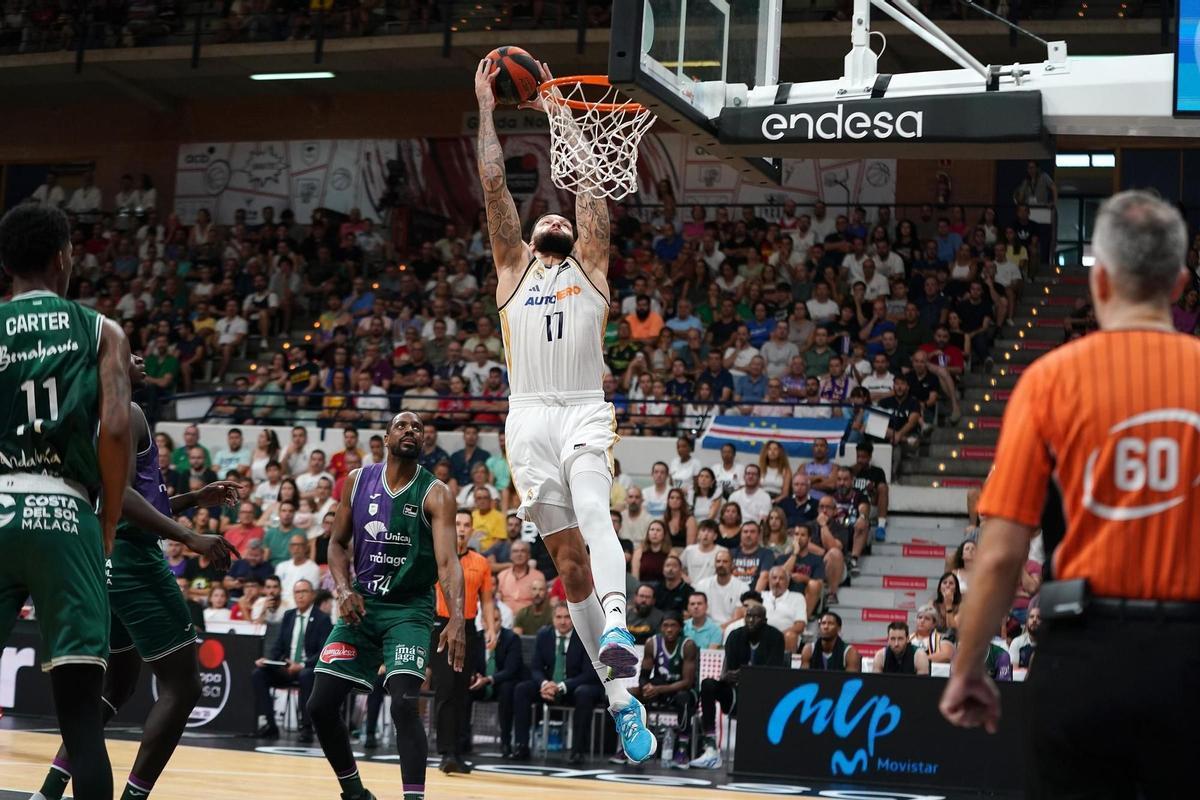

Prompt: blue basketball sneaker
xmin=610 ymin=696 xmax=657 ymax=764
xmin=598 ymin=626 xmax=640 ymax=678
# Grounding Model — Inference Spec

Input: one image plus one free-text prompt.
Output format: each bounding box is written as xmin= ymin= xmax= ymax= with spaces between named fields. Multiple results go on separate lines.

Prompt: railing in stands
xmin=0 ymin=2 xmax=1164 ymax=69
xmin=160 ymin=388 xmax=861 ymax=431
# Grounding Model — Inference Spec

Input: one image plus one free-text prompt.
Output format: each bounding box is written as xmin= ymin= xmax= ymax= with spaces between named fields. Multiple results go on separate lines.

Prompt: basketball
xmin=486 ymin=45 xmax=541 ymax=105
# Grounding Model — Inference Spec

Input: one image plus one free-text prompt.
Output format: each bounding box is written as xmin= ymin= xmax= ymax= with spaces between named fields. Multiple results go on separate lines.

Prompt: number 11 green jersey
xmin=0 ymin=290 xmax=103 ymax=489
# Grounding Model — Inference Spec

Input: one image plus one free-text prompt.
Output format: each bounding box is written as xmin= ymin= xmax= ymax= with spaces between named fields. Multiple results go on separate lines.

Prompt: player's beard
xmin=533 ymin=229 xmax=575 ymax=258
xmin=390 ymin=440 xmax=419 ymax=460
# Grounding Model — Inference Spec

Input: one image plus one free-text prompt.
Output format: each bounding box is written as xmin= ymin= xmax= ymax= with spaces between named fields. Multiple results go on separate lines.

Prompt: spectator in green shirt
xmin=171 ymin=424 xmax=211 ymax=474
xmin=262 ymin=500 xmax=302 ymax=567
xmin=606 ymin=320 xmax=640 ymax=374
xmin=143 ymin=333 xmax=179 ymax=422
xmin=251 ymin=364 xmax=286 ymax=422
xmin=684 ymin=590 xmax=724 ymax=649
xmin=486 ymin=432 xmax=512 ymax=500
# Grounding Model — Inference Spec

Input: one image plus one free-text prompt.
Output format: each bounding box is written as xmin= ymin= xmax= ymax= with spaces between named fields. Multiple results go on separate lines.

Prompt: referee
xmin=940 ymin=191 xmax=1200 ymax=799
xmin=432 ymin=509 xmax=497 ymax=775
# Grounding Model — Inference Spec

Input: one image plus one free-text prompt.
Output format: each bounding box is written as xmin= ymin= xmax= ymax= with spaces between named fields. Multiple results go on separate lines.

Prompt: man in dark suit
xmin=467 ymin=605 xmax=527 ymax=758
xmin=511 ymin=604 xmax=604 ymax=765
xmin=251 ymin=579 xmax=332 ymax=742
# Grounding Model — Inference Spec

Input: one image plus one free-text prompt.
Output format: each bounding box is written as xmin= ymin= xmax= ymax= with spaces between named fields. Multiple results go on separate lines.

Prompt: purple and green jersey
xmin=349 ymin=461 xmax=439 ymax=603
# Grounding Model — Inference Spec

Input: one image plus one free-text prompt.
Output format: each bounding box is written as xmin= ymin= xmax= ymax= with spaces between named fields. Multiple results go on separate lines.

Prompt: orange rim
xmin=538 ymin=75 xmax=647 ymax=113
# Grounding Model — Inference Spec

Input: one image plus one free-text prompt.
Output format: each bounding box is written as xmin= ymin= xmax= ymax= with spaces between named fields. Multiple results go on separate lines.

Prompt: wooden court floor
xmin=0 ymin=729 xmax=804 ymax=800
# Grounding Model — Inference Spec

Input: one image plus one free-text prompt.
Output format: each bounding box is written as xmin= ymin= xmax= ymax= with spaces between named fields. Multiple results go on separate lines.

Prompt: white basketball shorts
xmin=505 ymin=393 xmax=618 ymax=535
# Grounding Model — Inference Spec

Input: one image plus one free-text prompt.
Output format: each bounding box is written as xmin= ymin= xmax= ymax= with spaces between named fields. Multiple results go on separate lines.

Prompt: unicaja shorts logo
xmin=0 ymin=494 xmax=15 ymax=527
xmin=320 ymin=643 xmax=358 ymax=663
xmin=760 ymin=105 xmax=924 ymax=141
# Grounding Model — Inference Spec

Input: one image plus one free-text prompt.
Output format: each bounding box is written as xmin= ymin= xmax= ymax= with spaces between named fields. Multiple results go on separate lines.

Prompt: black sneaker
xmin=850 ymin=556 xmax=861 ymax=577
xmin=255 ymin=722 xmax=280 ymax=739
xmin=443 ymin=754 xmax=473 ymax=774
xmin=363 ymin=734 xmax=378 ymax=750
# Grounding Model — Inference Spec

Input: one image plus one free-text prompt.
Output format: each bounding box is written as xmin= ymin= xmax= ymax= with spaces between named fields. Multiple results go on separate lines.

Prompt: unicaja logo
xmin=761 ymin=105 xmax=924 ymax=141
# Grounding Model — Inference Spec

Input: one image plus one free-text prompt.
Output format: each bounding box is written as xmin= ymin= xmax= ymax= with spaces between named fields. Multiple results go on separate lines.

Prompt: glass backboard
xmin=610 ymin=0 xmax=782 ymax=182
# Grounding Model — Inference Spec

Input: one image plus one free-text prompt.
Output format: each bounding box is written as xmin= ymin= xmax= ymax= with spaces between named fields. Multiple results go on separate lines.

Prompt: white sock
xmin=568 ymin=596 xmax=633 ymax=709
xmin=567 ymin=456 xmax=628 ymax=630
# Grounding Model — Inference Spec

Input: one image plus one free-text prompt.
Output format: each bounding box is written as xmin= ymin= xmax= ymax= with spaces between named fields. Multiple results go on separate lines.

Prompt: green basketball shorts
xmin=313 ymin=593 xmax=435 ymax=691
xmin=108 ymin=536 xmax=198 ymax=661
xmin=0 ymin=479 xmax=108 ymax=670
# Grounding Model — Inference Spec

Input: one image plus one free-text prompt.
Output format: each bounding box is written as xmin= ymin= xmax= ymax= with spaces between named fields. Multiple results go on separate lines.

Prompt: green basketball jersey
xmin=351 ymin=462 xmax=440 ymax=602
xmin=0 ymin=291 xmax=103 ymax=489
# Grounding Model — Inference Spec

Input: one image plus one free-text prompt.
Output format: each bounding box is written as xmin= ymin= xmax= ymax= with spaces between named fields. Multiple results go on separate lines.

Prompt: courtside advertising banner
xmin=735 ymin=667 xmax=1026 ymax=792
xmin=0 ymin=621 xmax=258 ymax=734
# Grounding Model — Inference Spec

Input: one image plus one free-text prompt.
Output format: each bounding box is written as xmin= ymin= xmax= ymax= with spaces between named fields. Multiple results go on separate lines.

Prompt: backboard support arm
xmin=842 ymin=0 xmax=1057 ymax=96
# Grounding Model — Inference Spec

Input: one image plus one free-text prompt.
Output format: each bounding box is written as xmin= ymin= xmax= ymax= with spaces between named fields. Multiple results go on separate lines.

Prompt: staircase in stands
xmin=835 ymin=264 xmax=1087 ymax=658
xmin=902 ymin=263 xmax=1089 ymax=488
xmin=830 ymin=513 xmax=964 ymax=657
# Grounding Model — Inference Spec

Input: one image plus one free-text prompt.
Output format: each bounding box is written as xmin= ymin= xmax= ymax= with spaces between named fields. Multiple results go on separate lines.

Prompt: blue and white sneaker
xmin=688 ymin=744 xmax=722 ymax=770
xmin=875 ymin=523 xmax=887 ymax=542
xmin=610 ymin=696 xmax=657 ymax=764
xmin=598 ymin=626 xmax=640 ymax=678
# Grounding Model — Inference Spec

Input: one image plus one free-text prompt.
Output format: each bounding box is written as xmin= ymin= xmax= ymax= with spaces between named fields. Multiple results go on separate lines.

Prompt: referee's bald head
xmin=1091 ymin=190 xmax=1188 ymax=306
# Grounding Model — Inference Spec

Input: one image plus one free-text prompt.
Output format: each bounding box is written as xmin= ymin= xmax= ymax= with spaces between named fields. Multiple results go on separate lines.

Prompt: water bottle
xmin=660 ymin=726 xmax=675 ymax=766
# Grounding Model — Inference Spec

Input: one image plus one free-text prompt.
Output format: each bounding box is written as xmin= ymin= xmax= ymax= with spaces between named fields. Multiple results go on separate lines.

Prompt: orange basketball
xmin=486 ymin=45 xmax=541 ymax=105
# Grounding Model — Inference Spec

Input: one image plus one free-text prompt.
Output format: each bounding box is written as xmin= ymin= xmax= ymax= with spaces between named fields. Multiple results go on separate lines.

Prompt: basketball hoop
xmin=538 ymin=75 xmax=657 ymax=201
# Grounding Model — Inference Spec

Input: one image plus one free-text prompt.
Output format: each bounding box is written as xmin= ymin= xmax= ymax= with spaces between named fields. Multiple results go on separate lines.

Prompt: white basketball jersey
xmin=498 ymin=255 xmax=608 ymax=403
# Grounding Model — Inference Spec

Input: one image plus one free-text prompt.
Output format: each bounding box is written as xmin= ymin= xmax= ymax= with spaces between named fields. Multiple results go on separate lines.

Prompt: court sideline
xmin=0 ymin=727 xmax=801 ymax=800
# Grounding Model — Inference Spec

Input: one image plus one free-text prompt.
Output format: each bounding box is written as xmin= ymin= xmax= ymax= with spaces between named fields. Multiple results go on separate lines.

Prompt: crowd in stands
xmin=0 ymin=0 xmax=618 ymax=52
xmin=4 ymin=159 xmax=1184 ymax=766
xmin=134 ymin=412 xmax=1044 ymax=767
xmin=0 ymin=1 xmax=1156 ymax=55
xmin=6 ymin=162 xmax=1085 ymax=476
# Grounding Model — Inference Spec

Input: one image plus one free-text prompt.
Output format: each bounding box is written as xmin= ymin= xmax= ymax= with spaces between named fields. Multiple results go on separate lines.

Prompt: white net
xmin=541 ymin=79 xmax=657 ymax=201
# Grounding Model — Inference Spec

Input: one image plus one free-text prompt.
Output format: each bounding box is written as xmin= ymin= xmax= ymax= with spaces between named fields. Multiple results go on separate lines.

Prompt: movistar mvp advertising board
xmin=1176 ymin=0 xmax=1200 ymax=114
xmin=734 ymin=668 xmax=1027 ymax=792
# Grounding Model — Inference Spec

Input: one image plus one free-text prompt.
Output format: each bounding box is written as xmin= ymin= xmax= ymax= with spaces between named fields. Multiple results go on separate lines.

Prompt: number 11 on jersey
xmin=544 ymin=311 xmax=564 ymax=342
xmin=21 ymin=377 xmax=60 ymax=422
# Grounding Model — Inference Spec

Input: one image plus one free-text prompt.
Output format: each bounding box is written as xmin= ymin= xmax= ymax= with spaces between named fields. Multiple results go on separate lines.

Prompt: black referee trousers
xmin=431 ymin=615 xmax=481 ymax=757
xmin=1026 ymin=614 xmax=1200 ymax=800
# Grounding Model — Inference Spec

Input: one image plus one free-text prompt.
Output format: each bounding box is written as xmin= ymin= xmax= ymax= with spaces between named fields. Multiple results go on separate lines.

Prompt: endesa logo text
xmin=761 ymin=105 xmax=924 ymax=141
xmin=766 ymin=678 xmax=938 ymax=777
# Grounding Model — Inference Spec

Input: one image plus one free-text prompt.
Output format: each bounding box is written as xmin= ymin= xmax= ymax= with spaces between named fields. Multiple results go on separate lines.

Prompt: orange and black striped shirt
xmin=979 ymin=329 xmax=1200 ymax=601
xmin=436 ymin=548 xmax=493 ymax=620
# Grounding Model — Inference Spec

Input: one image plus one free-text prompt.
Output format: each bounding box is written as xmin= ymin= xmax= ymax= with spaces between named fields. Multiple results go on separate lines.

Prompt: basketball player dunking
xmin=474 ymin=58 xmax=656 ymax=762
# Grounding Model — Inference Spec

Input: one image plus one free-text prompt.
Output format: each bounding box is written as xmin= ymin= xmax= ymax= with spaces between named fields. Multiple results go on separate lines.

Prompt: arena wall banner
xmin=734 ymin=667 xmax=1027 ymax=792
xmin=174 ymin=135 xmax=895 ymax=227
xmin=174 ymin=140 xmax=399 ymax=226
xmin=0 ymin=621 xmax=259 ymax=735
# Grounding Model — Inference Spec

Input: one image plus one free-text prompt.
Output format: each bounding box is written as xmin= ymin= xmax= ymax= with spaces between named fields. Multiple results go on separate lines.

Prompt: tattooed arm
xmin=474 ymin=58 xmax=531 ymax=274
xmin=575 ymin=182 xmax=610 ymax=281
